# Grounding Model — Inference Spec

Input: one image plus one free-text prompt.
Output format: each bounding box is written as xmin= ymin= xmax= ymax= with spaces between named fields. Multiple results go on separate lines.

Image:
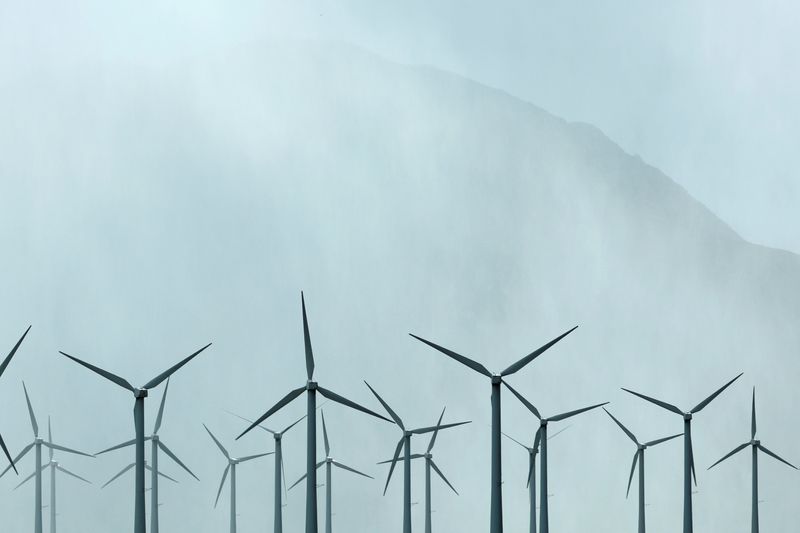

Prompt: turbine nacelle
xmin=683 ymin=413 xmax=692 ymax=421
xmin=751 ymin=439 xmax=760 ymax=446
xmin=307 ymin=381 xmax=318 ymax=391
xmin=491 ymin=375 xmax=502 ymax=385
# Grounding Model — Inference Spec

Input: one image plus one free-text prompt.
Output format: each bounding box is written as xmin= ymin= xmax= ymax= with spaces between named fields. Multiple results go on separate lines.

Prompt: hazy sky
xmin=1 ymin=0 xmax=797 ymax=252
xmin=1 ymin=3 xmax=799 ymax=533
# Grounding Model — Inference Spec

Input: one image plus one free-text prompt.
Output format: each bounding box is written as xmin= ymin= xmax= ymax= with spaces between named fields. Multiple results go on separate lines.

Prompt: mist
xmin=1 ymin=2 xmax=798 ymax=533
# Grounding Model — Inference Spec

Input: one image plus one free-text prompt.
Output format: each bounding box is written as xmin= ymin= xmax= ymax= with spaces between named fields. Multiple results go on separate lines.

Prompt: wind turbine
xmin=707 ymin=388 xmax=797 ymax=533
xmin=409 ymin=325 xmax=578 ymax=533
xmin=622 ymin=372 xmax=742 ymax=533
xmin=501 ymin=426 xmax=570 ymax=533
xmin=603 ymin=408 xmax=682 ymax=533
xmin=235 ymin=293 xmax=391 ymax=533
xmin=0 ymin=383 xmax=93 ymax=533
xmin=227 ymin=411 xmax=305 ymax=533
xmin=13 ymin=418 xmax=92 ymax=533
xmin=288 ymin=410 xmax=373 ymax=533
xmin=503 ymin=381 xmax=606 ymax=533
xmin=367 ymin=383 xmax=470 ymax=533
xmin=95 ymin=379 xmax=199 ymax=533
xmin=0 ymin=325 xmax=31 ymax=472
xmin=205 ymin=424 xmax=272 ymax=533
xmin=60 ymin=341 xmax=212 ymax=533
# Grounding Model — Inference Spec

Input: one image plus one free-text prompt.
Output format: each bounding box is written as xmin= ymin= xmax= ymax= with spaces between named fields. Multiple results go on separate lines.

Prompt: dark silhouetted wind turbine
xmin=13 ymin=417 xmax=92 ymax=533
xmin=227 ymin=411 xmax=305 ymax=533
xmin=502 ymin=426 xmax=570 ymax=533
xmin=95 ymin=379 xmax=198 ymax=533
xmin=206 ymin=424 xmax=272 ymax=533
xmin=604 ymin=408 xmax=681 ymax=533
xmin=367 ymin=383 xmax=470 ymax=533
xmin=503 ymin=381 xmax=606 ymax=533
xmin=622 ymin=372 xmax=742 ymax=533
xmin=707 ymin=388 xmax=797 ymax=533
xmin=288 ymin=410 xmax=373 ymax=533
xmin=60 ymin=341 xmax=211 ymax=533
xmin=0 ymin=325 xmax=31 ymax=472
xmin=236 ymin=293 xmax=391 ymax=533
xmin=409 ymin=325 xmax=577 ymax=533
xmin=0 ymin=383 xmax=93 ymax=533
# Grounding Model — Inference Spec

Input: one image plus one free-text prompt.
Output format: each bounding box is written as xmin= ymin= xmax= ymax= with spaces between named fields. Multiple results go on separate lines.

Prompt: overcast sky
xmin=1 ymin=3 xmax=799 ymax=533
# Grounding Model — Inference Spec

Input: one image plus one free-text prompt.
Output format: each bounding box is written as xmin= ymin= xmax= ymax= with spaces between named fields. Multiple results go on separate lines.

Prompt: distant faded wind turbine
xmin=707 ymin=388 xmax=797 ymax=533
xmin=409 ymin=325 xmax=578 ymax=533
xmin=603 ymin=408 xmax=681 ymax=533
xmin=622 ymin=373 xmax=742 ymax=533
xmin=236 ymin=293 xmax=391 ymax=533
xmin=206 ymin=424 xmax=272 ymax=533
xmin=0 ymin=383 xmax=93 ymax=533
xmin=0 ymin=325 xmax=31 ymax=472
xmin=60 ymin=341 xmax=212 ymax=533
xmin=288 ymin=410 xmax=373 ymax=533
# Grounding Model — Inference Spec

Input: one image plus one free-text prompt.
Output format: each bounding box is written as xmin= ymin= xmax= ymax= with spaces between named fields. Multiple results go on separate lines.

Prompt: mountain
xmin=0 ymin=40 xmax=797 ymax=533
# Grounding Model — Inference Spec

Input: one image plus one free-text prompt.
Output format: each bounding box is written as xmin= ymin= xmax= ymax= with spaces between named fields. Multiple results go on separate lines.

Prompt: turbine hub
xmin=638 ymin=444 xmax=646 ymax=451
xmin=752 ymin=439 xmax=760 ymax=446
xmin=34 ymin=437 xmax=43 ymax=444
xmin=326 ymin=457 xmax=333 ymax=463
xmin=135 ymin=388 xmax=148 ymax=398
xmin=152 ymin=435 xmax=159 ymax=442
xmin=540 ymin=419 xmax=548 ymax=427
xmin=491 ymin=375 xmax=502 ymax=385
xmin=683 ymin=413 xmax=692 ymax=421
xmin=404 ymin=430 xmax=413 ymax=438
xmin=275 ymin=433 xmax=282 ymax=441
xmin=306 ymin=381 xmax=318 ymax=391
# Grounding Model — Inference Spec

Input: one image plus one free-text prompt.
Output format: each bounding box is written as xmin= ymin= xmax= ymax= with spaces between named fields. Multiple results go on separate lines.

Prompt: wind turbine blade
xmin=96 ymin=437 xmax=148 ymax=456
xmin=47 ymin=418 xmax=53 ymax=461
xmin=427 ymin=407 xmax=446 ymax=453
xmin=214 ymin=465 xmax=230 ymax=507
xmin=690 ymin=373 xmax=743 ymax=414
xmin=0 ymin=433 xmax=17 ymax=475
xmin=644 ymin=433 xmax=683 ymax=447
xmin=14 ymin=469 xmax=39 ymax=490
xmin=0 ymin=325 xmax=30 ymax=378
xmin=603 ymin=408 xmax=638 ymax=445
xmin=102 ymin=463 xmax=136 ymax=488
xmin=707 ymin=442 xmax=749 ymax=470
xmin=757 ymin=444 xmax=798 ymax=470
xmin=500 ymin=326 xmax=579 ymax=377
xmin=158 ymin=440 xmax=199 ymax=480
xmin=236 ymin=386 xmax=306 ymax=439
xmin=238 ymin=452 xmax=274 ymax=463
xmin=317 ymin=386 xmax=393 ymax=423
xmin=549 ymin=402 xmax=608 ymax=422
xmin=146 ymin=464 xmax=178 ymax=483
xmin=22 ymin=382 xmax=38 ymax=437
xmin=377 ymin=454 xmax=424 ymax=464
xmin=547 ymin=425 xmax=571 ymax=441
xmin=689 ymin=436 xmax=697 ymax=486
xmin=533 ymin=427 xmax=542 ymax=453
xmin=301 ymin=292 xmax=315 ymax=380
xmin=153 ymin=378 xmax=170 ymax=435
xmin=60 ymin=352 xmax=135 ymax=392
xmin=44 ymin=442 xmax=93 ymax=458
xmin=224 ymin=410 xmax=276 ymax=434
xmin=502 ymin=381 xmax=542 ymax=420
xmin=281 ymin=453 xmax=288 ymax=497
xmin=409 ymin=334 xmax=492 ymax=378
xmin=282 ymin=414 xmax=307 ymax=435
xmin=332 ymin=460 xmax=373 ymax=479
xmin=411 ymin=420 xmax=471 ymax=435
xmin=363 ymin=381 xmax=404 ymax=429
xmin=621 ymin=388 xmax=683 ymax=415
xmin=501 ymin=431 xmax=530 ymax=451
xmin=204 ymin=425 xmax=230 ymax=459
xmin=321 ymin=410 xmax=330 ymax=456
xmin=626 ymin=452 xmax=639 ymax=498
xmin=142 ymin=343 xmax=212 ymax=390
xmin=751 ymin=387 xmax=757 ymax=439
xmin=526 ymin=457 xmax=534 ymax=488
xmin=0 ymin=442 xmax=34 ymax=478
xmin=288 ymin=472 xmax=308 ymax=491
xmin=382 ymin=438 xmax=404 ymax=496
xmin=430 ymin=460 xmax=458 ymax=495
xmin=56 ymin=465 xmax=91 ymax=484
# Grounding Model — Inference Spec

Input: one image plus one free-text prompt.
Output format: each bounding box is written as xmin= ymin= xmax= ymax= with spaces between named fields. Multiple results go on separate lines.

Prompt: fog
xmin=1 ymin=2 xmax=798 ymax=533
